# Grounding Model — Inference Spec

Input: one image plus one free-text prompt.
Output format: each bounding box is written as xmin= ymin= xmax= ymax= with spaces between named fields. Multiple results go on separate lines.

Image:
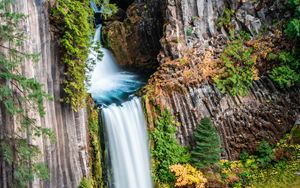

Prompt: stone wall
xmin=136 ymin=0 xmax=300 ymax=159
xmin=0 ymin=1 xmax=89 ymax=187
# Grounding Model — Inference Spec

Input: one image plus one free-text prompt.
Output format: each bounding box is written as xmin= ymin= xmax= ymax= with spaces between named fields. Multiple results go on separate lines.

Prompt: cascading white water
xmin=88 ymin=26 xmax=144 ymax=106
xmin=102 ymin=98 xmax=152 ymax=188
xmin=88 ymin=26 xmax=153 ymax=188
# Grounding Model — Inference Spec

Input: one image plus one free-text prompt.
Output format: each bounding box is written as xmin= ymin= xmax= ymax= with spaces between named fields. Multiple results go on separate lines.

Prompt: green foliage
xmin=214 ymin=38 xmax=257 ymax=96
xmin=270 ymin=65 xmax=299 ymax=87
xmin=217 ymin=8 xmax=234 ymax=29
xmin=0 ymin=0 xmax=53 ymax=186
xmin=191 ymin=117 xmax=221 ymax=169
xmin=286 ymin=0 xmax=300 ymax=40
xmin=87 ymin=100 xmax=104 ymax=188
xmin=255 ymin=141 xmax=274 ymax=168
xmin=268 ymin=51 xmax=300 ymax=88
xmin=78 ymin=177 xmax=94 ymax=188
xmin=216 ymin=139 xmax=300 ymax=187
xmin=151 ymin=109 xmax=190 ymax=184
xmin=185 ymin=26 xmax=193 ymax=36
xmin=286 ymin=19 xmax=300 ymax=39
xmin=51 ymin=0 xmax=115 ymax=110
xmin=251 ymin=159 xmax=300 ymax=188
xmin=51 ymin=0 xmax=94 ymax=110
xmin=270 ymin=0 xmax=300 ymax=88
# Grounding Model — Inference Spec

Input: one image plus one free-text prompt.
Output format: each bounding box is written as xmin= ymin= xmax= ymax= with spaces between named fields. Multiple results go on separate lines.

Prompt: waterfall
xmin=102 ymin=98 xmax=152 ymax=188
xmin=88 ymin=26 xmax=153 ymax=188
xmin=88 ymin=26 xmax=144 ymax=106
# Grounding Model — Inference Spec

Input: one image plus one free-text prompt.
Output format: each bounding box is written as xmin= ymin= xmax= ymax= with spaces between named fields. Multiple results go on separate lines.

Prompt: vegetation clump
xmin=210 ymin=137 xmax=300 ymax=187
xmin=170 ymin=164 xmax=207 ymax=188
xmin=191 ymin=117 xmax=221 ymax=169
xmin=217 ymin=8 xmax=234 ymax=30
xmin=51 ymin=0 xmax=116 ymax=110
xmin=150 ymin=109 xmax=190 ymax=184
xmin=85 ymin=98 xmax=104 ymax=188
xmin=269 ymin=0 xmax=300 ymax=88
xmin=214 ymin=36 xmax=257 ymax=96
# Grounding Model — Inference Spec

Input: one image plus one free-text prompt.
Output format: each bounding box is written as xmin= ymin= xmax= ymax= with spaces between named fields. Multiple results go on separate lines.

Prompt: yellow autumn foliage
xmin=170 ymin=164 xmax=207 ymax=188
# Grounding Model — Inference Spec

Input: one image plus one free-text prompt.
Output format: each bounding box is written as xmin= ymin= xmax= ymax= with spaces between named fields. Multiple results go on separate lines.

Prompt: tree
xmin=0 ymin=0 xmax=54 ymax=187
xmin=191 ymin=117 xmax=221 ymax=169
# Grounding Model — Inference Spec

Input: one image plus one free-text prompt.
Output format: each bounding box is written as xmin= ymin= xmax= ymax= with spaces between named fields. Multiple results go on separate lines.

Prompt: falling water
xmin=88 ymin=26 xmax=153 ymax=188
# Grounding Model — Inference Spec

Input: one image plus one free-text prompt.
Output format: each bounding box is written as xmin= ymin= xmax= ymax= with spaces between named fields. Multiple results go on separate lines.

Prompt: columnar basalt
xmin=139 ymin=0 xmax=300 ymax=159
xmin=0 ymin=1 xmax=90 ymax=187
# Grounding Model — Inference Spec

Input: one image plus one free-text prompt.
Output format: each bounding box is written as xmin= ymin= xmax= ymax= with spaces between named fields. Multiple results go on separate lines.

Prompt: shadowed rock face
xmin=0 ymin=1 xmax=89 ymax=187
xmin=111 ymin=0 xmax=134 ymax=10
xmin=102 ymin=0 xmax=165 ymax=68
xmin=139 ymin=0 xmax=300 ymax=159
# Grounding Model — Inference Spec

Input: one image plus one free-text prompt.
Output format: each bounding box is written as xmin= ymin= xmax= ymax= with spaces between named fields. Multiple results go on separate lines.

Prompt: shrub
xmin=256 ymin=141 xmax=274 ymax=168
xmin=217 ymin=8 xmax=234 ymax=30
xmin=186 ymin=26 xmax=193 ymax=36
xmin=170 ymin=164 xmax=207 ymax=188
xmin=270 ymin=0 xmax=300 ymax=88
xmin=285 ymin=0 xmax=300 ymax=40
xmin=270 ymin=65 xmax=299 ymax=88
xmin=191 ymin=117 xmax=221 ymax=169
xmin=151 ymin=109 xmax=190 ymax=184
xmin=214 ymin=39 xmax=257 ymax=96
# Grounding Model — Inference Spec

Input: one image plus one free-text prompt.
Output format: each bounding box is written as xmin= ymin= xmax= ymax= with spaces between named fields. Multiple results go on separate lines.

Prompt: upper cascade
xmin=87 ymin=26 xmax=145 ymax=106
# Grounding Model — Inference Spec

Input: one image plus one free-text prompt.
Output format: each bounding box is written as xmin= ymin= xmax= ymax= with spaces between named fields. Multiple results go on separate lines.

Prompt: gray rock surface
xmin=141 ymin=0 xmax=300 ymax=159
xmin=0 ymin=1 xmax=89 ymax=187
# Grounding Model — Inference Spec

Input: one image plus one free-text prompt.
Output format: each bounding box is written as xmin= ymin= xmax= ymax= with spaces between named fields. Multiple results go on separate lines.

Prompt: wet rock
xmin=102 ymin=2 xmax=164 ymax=68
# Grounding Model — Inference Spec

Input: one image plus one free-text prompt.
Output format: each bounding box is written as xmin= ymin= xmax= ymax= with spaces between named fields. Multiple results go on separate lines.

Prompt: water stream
xmin=88 ymin=26 xmax=153 ymax=188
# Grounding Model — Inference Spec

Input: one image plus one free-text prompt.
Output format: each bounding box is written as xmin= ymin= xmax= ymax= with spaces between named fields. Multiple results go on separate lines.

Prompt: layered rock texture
xmin=0 ymin=1 xmax=89 ymax=187
xmin=108 ymin=0 xmax=300 ymax=159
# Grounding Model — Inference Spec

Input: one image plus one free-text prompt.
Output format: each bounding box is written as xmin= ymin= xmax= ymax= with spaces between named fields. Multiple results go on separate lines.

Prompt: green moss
xmin=78 ymin=177 xmax=93 ymax=188
xmin=86 ymin=98 xmax=104 ymax=188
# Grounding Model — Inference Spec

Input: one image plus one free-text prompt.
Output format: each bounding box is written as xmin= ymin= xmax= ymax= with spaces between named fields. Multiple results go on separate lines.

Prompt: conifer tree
xmin=191 ymin=117 xmax=221 ymax=169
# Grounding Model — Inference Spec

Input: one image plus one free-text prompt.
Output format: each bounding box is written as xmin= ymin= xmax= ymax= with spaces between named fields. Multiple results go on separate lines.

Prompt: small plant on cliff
xmin=0 ymin=0 xmax=54 ymax=187
xmin=191 ymin=117 xmax=221 ymax=169
xmin=217 ymin=8 xmax=234 ymax=30
xmin=151 ymin=109 xmax=190 ymax=184
xmin=214 ymin=37 xmax=257 ymax=96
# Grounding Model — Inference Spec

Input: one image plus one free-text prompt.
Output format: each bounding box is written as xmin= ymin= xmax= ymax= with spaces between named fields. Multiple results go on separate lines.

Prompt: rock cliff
xmin=108 ymin=0 xmax=300 ymax=159
xmin=0 ymin=1 xmax=89 ymax=187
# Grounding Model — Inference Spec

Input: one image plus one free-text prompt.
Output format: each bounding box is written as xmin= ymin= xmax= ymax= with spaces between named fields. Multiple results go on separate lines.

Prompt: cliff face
xmin=108 ymin=0 xmax=300 ymax=159
xmin=0 ymin=1 xmax=89 ymax=187
xmin=102 ymin=0 xmax=164 ymax=68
